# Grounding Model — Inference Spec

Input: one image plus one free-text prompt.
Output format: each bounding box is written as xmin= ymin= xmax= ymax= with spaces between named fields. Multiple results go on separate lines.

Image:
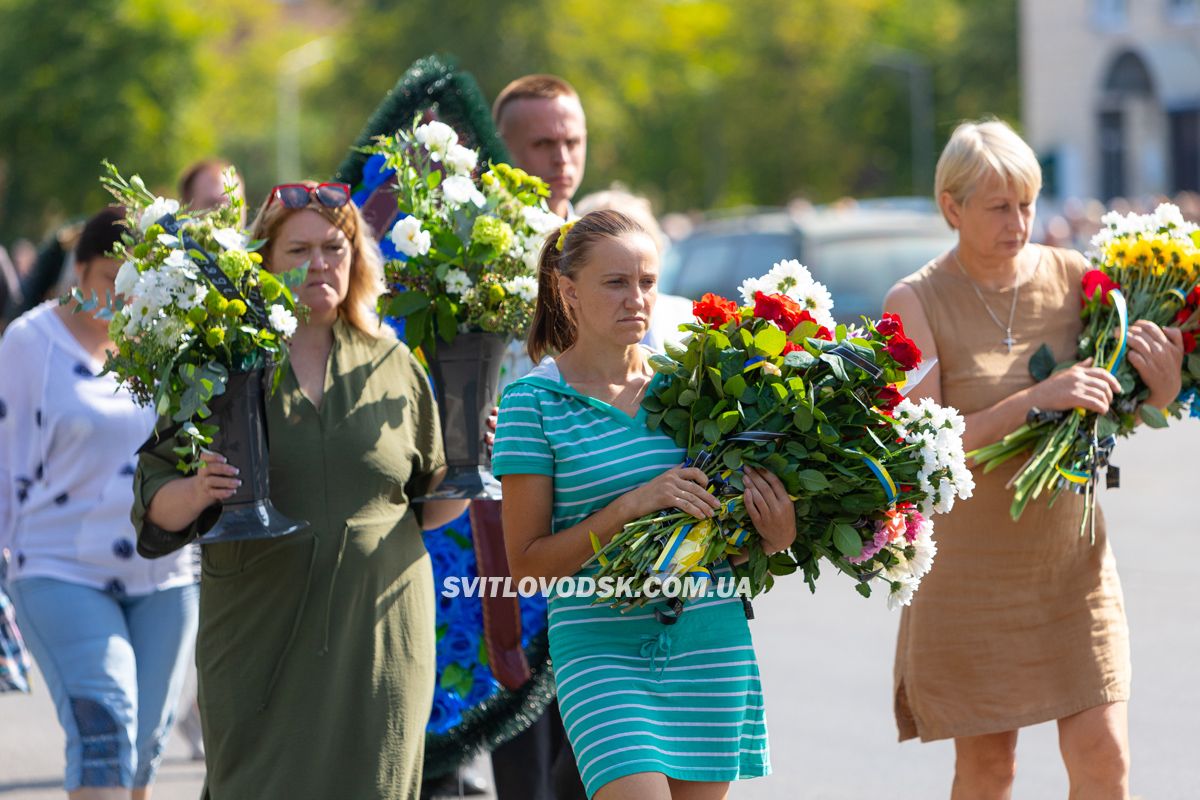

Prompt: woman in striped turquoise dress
xmin=492 ymin=210 xmax=797 ymax=799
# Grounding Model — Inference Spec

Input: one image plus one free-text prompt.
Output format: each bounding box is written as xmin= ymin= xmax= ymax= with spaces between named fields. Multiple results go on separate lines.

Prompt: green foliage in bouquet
xmin=83 ymin=162 xmax=302 ymax=472
xmin=587 ymin=263 xmax=973 ymax=610
xmin=364 ymin=117 xmax=564 ymax=355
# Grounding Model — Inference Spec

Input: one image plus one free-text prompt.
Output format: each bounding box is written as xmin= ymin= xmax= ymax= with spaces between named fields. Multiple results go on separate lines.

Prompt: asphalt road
xmin=2 ymin=422 xmax=1196 ymax=799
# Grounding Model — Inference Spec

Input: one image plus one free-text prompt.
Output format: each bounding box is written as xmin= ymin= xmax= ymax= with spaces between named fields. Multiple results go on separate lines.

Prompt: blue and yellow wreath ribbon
xmin=854 ymin=448 xmax=898 ymax=505
xmin=1103 ymin=288 xmax=1129 ymax=374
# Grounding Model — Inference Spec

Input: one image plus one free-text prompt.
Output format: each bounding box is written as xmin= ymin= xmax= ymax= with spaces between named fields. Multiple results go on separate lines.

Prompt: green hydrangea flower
xmin=218 ymin=249 xmax=255 ymax=281
xmin=471 ymin=216 xmax=514 ymax=254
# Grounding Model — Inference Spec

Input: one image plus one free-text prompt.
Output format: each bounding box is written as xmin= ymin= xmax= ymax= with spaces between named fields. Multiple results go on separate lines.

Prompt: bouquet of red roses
xmin=586 ymin=261 xmax=973 ymax=610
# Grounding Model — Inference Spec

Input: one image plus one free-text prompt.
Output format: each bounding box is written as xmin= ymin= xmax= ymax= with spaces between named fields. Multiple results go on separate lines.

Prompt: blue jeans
xmin=7 ymin=577 xmax=199 ymax=790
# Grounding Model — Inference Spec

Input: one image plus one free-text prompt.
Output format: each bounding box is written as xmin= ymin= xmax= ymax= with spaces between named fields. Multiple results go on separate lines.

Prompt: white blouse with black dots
xmin=0 ymin=303 xmax=196 ymax=595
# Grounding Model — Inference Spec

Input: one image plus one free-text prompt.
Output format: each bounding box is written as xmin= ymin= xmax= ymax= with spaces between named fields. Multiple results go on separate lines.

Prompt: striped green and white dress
xmin=492 ymin=356 xmax=770 ymax=798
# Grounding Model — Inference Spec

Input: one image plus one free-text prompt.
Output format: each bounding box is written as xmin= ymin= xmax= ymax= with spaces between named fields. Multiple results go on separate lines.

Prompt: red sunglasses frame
xmin=266 ymin=182 xmax=352 ymax=210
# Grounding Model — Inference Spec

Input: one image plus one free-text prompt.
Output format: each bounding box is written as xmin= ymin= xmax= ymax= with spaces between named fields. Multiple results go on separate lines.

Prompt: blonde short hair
xmin=935 ymin=119 xmax=1042 ymax=225
xmin=249 ymin=183 xmax=388 ymax=338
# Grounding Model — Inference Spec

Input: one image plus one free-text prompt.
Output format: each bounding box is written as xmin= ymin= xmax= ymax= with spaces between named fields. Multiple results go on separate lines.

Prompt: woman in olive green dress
xmin=133 ymin=182 xmax=468 ymax=799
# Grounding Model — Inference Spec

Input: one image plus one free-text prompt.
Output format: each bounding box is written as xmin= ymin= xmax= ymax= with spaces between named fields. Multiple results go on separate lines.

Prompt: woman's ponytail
xmin=527 ymin=229 xmax=577 ymax=362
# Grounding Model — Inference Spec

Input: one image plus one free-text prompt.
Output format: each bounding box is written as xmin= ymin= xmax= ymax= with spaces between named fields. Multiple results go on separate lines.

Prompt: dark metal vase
xmin=419 ymin=332 xmax=509 ymax=501
xmin=199 ymin=368 xmax=307 ymax=545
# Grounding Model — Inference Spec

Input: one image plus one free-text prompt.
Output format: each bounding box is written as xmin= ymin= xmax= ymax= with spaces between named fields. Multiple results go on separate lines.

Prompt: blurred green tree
xmin=0 ymin=0 xmax=209 ymax=239
xmin=319 ymin=0 xmax=1018 ymax=213
xmin=0 ymin=0 xmax=1019 ymax=241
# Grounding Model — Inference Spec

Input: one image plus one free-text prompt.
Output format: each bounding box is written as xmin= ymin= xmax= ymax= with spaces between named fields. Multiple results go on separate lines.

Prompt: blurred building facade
xmin=1021 ymin=0 xmax=1200 ymax=200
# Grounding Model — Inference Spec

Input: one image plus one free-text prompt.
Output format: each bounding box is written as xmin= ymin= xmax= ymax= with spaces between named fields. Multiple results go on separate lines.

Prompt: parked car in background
xmin=659 ymin=201 xmax=957 ymax=324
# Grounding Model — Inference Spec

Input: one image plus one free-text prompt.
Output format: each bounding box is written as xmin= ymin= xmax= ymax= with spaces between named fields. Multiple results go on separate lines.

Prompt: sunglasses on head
xmin=267 ymin=182 xmax=352 ymax=210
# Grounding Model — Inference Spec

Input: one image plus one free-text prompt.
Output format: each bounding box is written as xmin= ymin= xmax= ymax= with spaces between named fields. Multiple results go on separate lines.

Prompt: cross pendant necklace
xmin=952 ymin=248 xmax=1026 ymax=353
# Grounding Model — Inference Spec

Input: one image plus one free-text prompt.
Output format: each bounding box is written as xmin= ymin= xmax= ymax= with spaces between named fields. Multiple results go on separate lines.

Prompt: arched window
xmin=1104 ymin=51 xmax=1154 ymax=96
xmin=1098 ymin=51 xmax=1156 ymax=199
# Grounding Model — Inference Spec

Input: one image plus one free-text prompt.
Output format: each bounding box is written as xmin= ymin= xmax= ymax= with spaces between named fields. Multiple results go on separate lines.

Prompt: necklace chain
xmin=952 ymin=248 xmax=1036 ymax=353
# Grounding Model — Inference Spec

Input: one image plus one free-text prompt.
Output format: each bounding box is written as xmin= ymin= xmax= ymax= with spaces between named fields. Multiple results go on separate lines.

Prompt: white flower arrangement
xmin=84 ymin=162 xmax=302 ymax=471
xmin=363 ymin=117 xmax=560 ymax=355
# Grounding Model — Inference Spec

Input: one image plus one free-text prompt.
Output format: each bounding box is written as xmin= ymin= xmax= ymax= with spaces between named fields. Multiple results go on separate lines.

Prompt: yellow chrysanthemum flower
xmin=1128 ymin=238 xmax=1155 ymax=271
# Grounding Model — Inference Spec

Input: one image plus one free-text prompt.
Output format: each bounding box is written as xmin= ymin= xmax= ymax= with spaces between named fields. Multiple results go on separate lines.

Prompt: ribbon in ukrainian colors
xmin=1102 ymin=288 xmax=1129 ymax=374
xmin=854 ymin=448 xmax=898 ymax=505
xmin=1057 ymin=287 xmax=1130 ymax=488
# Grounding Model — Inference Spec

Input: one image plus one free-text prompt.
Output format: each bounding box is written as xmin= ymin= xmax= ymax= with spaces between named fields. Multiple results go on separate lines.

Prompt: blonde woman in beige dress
xmin=884 ymin=120 xmax=1184 ymax=800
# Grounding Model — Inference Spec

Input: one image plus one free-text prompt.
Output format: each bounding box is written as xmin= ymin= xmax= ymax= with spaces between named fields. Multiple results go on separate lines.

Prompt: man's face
xmin=499 ymin=95 xmax=587 ymax=215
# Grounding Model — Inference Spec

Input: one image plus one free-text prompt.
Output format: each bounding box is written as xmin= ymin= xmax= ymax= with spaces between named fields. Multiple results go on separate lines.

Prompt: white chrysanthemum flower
xmin=1154 ymin=203 xmax=1186 ymax=230
xmin=147 ymin=316 xmax=187 ymax=348
xmin=163 ymin=249 xmax=192 ymax=270
xmin=444 ymin=143 xmax=478 ymax=176
xmin=115 ymin=260 xmax=139 ymax=296
xmin=444 ymin=268 xmax=473 ymax=296
xmin=268 ymin=305 xmax=298 ymax=337
xmin=887 ymin=576 xmax=920 ymax=610
xmin=441 ymin=175 xmax=486 ymax=208
xmin=390 ymin=216 xmax=432 ymax=257
xmin=212 ymin=227 xmax=248 ymax=252
xmin=765 ymin=259 xmax=814 ymax=294
xmin=793 ymin=282 xmax=836 ymax=328
xmin=132 ymin=272 xmax=170 ymax=314
xmin=522 ymin=206 xmax=565 ymax=236
xmin=504 ymin=275 xmax=539 ymax=303
xmin=139 ymin=197 xmax=180 ymax=232
xmin=907 ymin=533 xmax=937 ymax=580
xmin=176 ymin=282 xmax=208 ymax=312
xmin=738 ymin=277 xmax=765 ymax=304
xmin=125 ymin=293 xmax=160 ymax=333
xmin=414 ymin=120 xmax=458 ymax=161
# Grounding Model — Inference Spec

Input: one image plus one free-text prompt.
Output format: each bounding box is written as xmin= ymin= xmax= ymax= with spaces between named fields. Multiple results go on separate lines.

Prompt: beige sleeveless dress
xmin=893 ymin=244 xmax=1131 ymax=742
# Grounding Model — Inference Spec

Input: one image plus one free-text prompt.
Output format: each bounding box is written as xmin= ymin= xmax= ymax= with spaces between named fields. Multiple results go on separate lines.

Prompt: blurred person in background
xmin=14 ymin=225 xmax=82 ymax=320
xmin=0 ymin=244 xmax=21 ymax=330
xmin=179 ymin=159 xmax=246 ymax=226
xmin=1 ymin=206 xmax=199 ymax=800
xmin=12 ymin=238 xmax=37 ymax=280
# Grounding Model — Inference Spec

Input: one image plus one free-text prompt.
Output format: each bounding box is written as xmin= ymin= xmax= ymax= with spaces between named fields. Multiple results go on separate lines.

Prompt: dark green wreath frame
xmin=333 ymin=52 xmax=511 ymax=187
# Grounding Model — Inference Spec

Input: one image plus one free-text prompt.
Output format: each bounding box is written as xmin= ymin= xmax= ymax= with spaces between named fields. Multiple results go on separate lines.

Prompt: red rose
xmin=1081 ymin=270 xmax=1121 ymax=305
xmin=1177 ymin=308 xmax=1191 ymax=325
xmin=1184 ymin=331 xmax=1198 ymax=354
xmin=1188 ymin=286 xmax=1200 ymax=307
xmin=875 ymin=384 xmax=903 ymax=411
xmin=781 ymin=341 xmax=804 ymax=355
xmin=693 ymin=293 xmax=740 ymax=327
xmin=754 ymin=292 xmax=806 ymax=333
xmin=886 ymin=334 xmax=922 ymax=370
xmin=876 ymin=312 xmax=906 ymax=338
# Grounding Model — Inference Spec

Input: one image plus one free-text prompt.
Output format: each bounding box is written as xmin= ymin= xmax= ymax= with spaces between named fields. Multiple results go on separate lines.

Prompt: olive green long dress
xmin=133 ymin=320 xmax=443 ymax=799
